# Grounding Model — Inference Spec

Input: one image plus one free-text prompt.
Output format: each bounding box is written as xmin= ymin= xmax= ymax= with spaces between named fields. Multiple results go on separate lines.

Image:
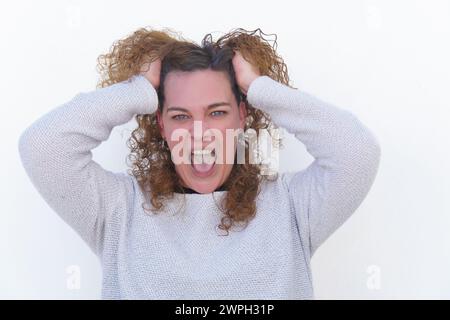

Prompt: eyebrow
xmin=166 ymin=102 xmax=231 ymax=113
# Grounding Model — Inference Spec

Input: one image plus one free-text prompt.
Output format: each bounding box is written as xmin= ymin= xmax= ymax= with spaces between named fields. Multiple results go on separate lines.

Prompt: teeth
xmin=191 ymin=149 xmax=216 ymax=164
xmin=193 ymin=149 xmax=213 ymax=155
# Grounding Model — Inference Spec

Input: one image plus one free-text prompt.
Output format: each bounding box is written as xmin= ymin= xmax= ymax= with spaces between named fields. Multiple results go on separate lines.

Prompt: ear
xmin=238 ymin=101 xmax=247 ymax=129
xmin=156 ymin=109 xmax=165 ymax=139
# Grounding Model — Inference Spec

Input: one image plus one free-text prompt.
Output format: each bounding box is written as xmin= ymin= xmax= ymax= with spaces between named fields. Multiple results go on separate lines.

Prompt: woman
xmin=18 ymin=27 xmax=381 ymax=299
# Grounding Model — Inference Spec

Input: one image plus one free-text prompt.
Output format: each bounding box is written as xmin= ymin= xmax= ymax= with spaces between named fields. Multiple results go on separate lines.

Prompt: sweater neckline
xmin=174 ymin=184 xmax=228 ymax=194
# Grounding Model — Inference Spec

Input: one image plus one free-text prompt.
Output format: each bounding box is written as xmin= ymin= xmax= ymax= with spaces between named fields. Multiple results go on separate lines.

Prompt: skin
xmin=141 ymin=51 xmax=261 ymax=193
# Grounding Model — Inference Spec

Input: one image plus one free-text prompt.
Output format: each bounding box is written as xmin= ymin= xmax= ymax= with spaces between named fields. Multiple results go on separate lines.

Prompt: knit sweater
xmin=18 ymin=74 xmax=381 ymax=299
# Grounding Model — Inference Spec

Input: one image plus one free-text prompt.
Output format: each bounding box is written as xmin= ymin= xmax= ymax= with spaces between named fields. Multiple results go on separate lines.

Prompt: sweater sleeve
xmin=246 ymin=75 xmax=381 ymax=257
xmin=18 ymin=75 xmax=158 ymax=256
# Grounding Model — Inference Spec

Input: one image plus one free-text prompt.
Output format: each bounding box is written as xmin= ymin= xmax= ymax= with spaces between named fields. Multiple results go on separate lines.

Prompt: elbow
xmin=18 ymin=125 xmax=43 ymax=171
xmin=337 ymin=110 xmax=381 ymax=170
xmin=350 ymin=112 xmax=382 ymax=171
xmin=372 ymin=136 xmax=381 ymax=166
xmin=18 ymin=128 xmax=35 ymax=171
xmin=18 ymin=128 xmax=31 ymax=161
xmin=18 ymin=117 xmax=55 ymax=159
xmin=357 ymin=128 xmax=382 ymax=178
xmin=339 ymin=113 xmax=382 ymax=176
xmin=367 ymin=129 xmax=381 ymax=165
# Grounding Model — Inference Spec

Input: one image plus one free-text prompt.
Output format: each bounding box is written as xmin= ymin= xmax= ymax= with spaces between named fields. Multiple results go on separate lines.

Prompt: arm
xmin=18 ymin=75 xmax=158 ymax=256
xmin=246 ymin=76 xmax=381 ymax=256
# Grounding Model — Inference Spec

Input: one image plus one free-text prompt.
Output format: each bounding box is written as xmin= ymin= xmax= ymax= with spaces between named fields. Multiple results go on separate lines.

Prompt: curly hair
xmin=96 ymin=27 xmax=293 ymax=235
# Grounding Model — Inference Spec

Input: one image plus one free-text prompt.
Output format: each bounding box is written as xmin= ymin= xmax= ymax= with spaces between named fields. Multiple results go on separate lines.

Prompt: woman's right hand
xmin=140 ymin=58 xmax=162 ymax=90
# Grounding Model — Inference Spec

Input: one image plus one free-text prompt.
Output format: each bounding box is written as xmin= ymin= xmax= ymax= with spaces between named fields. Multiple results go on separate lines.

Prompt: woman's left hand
xmin=232 ymin=50 xmax=261 ymax=96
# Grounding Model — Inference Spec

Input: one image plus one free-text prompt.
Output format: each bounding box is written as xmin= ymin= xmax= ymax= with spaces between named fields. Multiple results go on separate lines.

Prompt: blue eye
xmin=172 ymin=114 xmax=189 ymax=120
xmin=171 ymin=111 xmax=227 ymax=120
xmin=211 ymin=111 xmax=227 ymax=117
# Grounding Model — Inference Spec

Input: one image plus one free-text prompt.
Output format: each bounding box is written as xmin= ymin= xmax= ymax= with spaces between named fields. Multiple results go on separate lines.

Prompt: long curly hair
xmin=96 ymin=27 xmax=293 ymax=235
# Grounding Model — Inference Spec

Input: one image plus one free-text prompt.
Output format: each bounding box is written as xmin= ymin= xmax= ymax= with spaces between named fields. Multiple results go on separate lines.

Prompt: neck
xmin=176 ymin=183 xmax=228 ymax=194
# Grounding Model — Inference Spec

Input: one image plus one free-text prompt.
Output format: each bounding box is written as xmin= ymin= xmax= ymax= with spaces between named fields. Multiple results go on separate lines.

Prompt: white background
xmin=2 ymin=0 xmax=450 ymax=299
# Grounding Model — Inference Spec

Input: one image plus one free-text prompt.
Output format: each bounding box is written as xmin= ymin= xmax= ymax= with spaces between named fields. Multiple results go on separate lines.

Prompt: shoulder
xmin=257 ymin=171 xmax=299 ymax=200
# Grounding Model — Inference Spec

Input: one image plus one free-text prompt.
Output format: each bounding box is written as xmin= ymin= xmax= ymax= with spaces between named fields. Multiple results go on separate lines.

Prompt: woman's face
xmin=157 ymin=69 xmax=247 ymax=194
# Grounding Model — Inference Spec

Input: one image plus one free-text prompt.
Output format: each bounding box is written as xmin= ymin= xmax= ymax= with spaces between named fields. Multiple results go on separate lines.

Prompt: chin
xmin=186 ymin=178 xmax=222 ymax=194
xmin=177 ymin=163 xmax=228 ymax=194
xmin=189 ymin=183 xmax=218 ymax=194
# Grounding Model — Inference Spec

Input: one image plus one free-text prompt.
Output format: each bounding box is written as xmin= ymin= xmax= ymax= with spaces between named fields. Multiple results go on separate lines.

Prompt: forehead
xmin=164 ymin=69 xmax=233 ymax=109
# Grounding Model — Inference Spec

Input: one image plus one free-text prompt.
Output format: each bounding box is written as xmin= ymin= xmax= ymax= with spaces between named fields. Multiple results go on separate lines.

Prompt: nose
xmin=190 ymin=120 xmax=214 ymax=149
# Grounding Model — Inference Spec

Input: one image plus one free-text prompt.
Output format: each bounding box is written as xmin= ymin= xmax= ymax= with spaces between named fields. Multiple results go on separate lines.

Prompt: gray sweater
xmin=18 ymin=74 xmax=381 ymax=299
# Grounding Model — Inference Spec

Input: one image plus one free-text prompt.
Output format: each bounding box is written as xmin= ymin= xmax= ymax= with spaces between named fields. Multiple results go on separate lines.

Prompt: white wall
xmin=2 ymin=0 xmax=449 ymax=299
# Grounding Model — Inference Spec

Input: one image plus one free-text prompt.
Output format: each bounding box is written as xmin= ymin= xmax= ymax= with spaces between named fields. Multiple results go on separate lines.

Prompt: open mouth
xmin=190 ymin=149 xmax=216 ymax=177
